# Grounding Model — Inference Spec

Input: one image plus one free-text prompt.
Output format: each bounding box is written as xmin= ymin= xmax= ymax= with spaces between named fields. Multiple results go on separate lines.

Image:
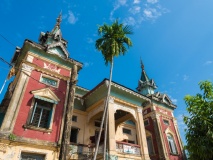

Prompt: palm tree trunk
xmin=93 ymin=57 xmax=114 ymax=160
xmin=103 ymin=57 xmax=113 ymax=160
xmin=60 ymin=64 xmax=78 ymax=160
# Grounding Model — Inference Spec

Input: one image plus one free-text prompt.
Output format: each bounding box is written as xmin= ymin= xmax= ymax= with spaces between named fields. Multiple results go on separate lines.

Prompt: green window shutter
xmin=47 ymin=108 xmax=53 ymax=129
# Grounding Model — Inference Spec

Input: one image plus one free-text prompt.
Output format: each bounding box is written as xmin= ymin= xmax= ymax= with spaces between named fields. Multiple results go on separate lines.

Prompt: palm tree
xmin=93 ymin=20 xmax=133 ymax=160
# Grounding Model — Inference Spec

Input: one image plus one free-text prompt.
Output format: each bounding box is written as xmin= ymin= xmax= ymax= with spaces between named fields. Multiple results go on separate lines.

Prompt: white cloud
xmin=176 ymin=114 xmax=187 ymax=130
xmin=129 ymin=6 xmax=141 ymax=15
xmin=67 ymin=10 xmax=78 ymax=24
xmin=183 ymin=75 xmax=189 ymax=81
xmin=147 ymin=0 xmax=158 ymax=4
xmin=118 ymin=0 xmax=127 ymax=5
xmin=133 ymin=0 xmax=140 ymax=4
xmin=110 ymin=0 xmax=127 ymax=21
xmin=204 ymin=60 xmax=212 ymax=65
xmin=171 ymin=98 xmax=177 ymax=104
xmin=143 ymin=8 xmax=161 ymax=19
xmin=170 ymin=81 xmax=176 ymax=84
xmin=123 ymin=16 xmax=136 ymax=26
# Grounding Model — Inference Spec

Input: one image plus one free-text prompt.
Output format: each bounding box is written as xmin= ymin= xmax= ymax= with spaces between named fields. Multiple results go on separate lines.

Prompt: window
xmin=146 ymin=136 xmax=154 ymax=155
xmin=167 ymin=134 xmax=178 ymax=154
xmin=20 ymin=152 xmax=45 ymax=160
xmin=144 ymin=119 xmax=149 ymax=126
xmin=30 ymin=99 xmax=53 ymax=129
xmin=70 ymin=127 xmax=79 ymax=143
xmin=163 ymin=119 xmax=169 ymax=125
xmin=72 ymin=115 xmax=77 ymax=122
xmin=123 ymin=128 xmax=131 ymax=135
xmin=40 ymin=76 xmax=58 ymax=87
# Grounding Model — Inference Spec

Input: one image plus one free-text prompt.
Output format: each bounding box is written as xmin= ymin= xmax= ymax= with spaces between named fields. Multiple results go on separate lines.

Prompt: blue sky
xmin=1 ymin=0 xmax=213 ymax=145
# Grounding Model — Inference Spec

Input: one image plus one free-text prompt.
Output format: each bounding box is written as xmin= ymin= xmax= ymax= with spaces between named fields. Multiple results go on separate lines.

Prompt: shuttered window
xmin=30 ymin=99 xmax=53 ymax=129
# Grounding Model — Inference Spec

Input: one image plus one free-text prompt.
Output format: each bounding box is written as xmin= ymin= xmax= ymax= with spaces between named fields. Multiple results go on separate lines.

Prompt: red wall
xmin=13 ymin=57 xmax=70 ymax=142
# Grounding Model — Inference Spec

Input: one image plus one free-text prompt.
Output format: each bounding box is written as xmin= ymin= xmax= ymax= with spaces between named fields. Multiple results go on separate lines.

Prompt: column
xmin=108 ymin=97 xmax=116 ymax=155
xmin=1 ymin=63 xmax=34 ymax=132
xmin=136 ymin=107 xmax=150 ymax=160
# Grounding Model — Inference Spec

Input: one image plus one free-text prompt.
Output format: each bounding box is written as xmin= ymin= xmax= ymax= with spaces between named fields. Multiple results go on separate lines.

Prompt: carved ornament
xmin=44 ymin=62 xmax=61 ymax=74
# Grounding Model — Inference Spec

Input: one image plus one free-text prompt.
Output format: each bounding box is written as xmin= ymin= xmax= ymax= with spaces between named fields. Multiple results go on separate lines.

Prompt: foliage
xmin=184 ymin=81 xmax=213 ymax=160
xmin=95 ymin=19 xmax=133 ymax=65
xmin=8 ymin=133 xmax=16 ymax=141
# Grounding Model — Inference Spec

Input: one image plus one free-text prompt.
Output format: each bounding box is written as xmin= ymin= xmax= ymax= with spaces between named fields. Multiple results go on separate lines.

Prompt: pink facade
xmin=13 ymin=63 xmax=68 ymax=142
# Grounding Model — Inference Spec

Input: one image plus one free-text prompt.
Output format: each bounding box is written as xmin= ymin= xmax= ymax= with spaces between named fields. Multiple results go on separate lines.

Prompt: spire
xmin=140 ymin=57 xmax=149 ymax=82
xmin=38 ymin=13 xmax=69 ymax=58
xmin=55 ymin=12 xmax=62 ymax=29
xmin=137 ymin=58 xmax=157 ymax=95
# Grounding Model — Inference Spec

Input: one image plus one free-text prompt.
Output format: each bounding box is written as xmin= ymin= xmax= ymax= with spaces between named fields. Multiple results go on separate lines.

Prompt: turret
xmin=136 ymin=58 xmax=157 ymax=95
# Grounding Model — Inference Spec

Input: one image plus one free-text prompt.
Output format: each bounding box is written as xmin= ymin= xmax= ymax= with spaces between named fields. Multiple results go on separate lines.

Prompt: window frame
xmin=72 ymin=115 xmax=77 ymax=122
xmin=144 ymin=119 xmax=149 ymax=126
xmin=163 ymin=119 xmax=170 ymax=125
xmin=122 ymin=128 xmax=132 ymax=135
xmin=24 ymin=98 xmax=56 ymax=133
xmin=20 ymin=151 xmax=46 ymax=160
xmin=40 ymin=74 xmax=59 ymax=88
xmin=167 ymin=133 xmax=178 ymax=155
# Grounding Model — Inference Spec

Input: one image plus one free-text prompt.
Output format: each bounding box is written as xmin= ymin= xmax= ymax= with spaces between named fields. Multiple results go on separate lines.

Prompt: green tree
xmin=184 ymin=81 xmax=213 ymax=160
xmin=93 ymin=20 xmax=133 ymax=160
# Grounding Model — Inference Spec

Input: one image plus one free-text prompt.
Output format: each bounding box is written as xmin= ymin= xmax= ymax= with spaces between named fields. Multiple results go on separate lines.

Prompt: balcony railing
xmin=69 ymin=143 xmax=104 ymax=159
xmin=116 ymin=141 xmax=141 ymax=155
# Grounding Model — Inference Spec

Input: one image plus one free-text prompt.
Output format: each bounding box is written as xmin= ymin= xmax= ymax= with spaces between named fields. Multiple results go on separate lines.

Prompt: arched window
xmin=167 ymin=134 xmax=178 ymax=154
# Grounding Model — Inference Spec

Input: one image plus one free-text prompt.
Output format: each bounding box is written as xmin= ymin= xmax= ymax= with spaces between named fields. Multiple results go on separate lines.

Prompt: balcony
xmin=116 ymin=141 xmax=141 ymax=155
xmin=69 ymin=143 xmax=104 ymax=159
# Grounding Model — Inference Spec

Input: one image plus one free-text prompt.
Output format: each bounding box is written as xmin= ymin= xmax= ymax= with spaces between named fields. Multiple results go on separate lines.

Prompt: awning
xmin=34 ymin=95 xmax=58 ymax=104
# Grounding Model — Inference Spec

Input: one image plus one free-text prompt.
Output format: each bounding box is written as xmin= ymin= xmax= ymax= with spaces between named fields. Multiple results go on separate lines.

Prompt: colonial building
xmin=0 ymin=15 xmax=185 ymax=160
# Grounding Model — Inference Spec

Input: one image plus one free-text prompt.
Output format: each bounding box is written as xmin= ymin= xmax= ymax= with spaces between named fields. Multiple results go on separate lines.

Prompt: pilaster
xmin=0 ymin=63 xmax=34 ymax=132
xmin=108 ymin=97 xmax=116 ymax=155
xmin=151 ymin=113 xmax=168 ymax=160
xmin=136 ymin=107 xmax=150 ymax=160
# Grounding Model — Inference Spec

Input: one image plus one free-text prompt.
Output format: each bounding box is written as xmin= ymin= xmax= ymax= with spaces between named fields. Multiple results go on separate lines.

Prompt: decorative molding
xmin=151 ymin=113 xmax=160 ymax=120
xmin=111 ymin=82 xmax=151 ymax=102
xmin=44 ymin=62 xmax=61 ymax=74
xmin=109 ymin=96 xmax=114 ymax=104
xmin=137 ymin=107 xmax=142 ymax=114
xmin=159 ymin=109 xmax=168 ymax=115
xmin=22 ymin=63 xmax=34 ymax=75
xmin=26 ymin=55 xmax=34 ymax=63
xmin=114 ymin=103 xmax=136 ymax=119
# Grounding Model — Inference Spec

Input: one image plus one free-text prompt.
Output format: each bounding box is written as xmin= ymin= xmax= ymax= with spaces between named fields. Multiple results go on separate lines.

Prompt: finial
xmin=56 ymin=12 xmax=62 ymax=28
xmin=140 ymin=57 xmax=144 ymax=70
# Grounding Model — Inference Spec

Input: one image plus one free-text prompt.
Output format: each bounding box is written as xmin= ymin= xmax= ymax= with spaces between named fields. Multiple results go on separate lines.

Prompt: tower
xmin=137 ymin=60 xmax=186 ymax=160
xmin=136 ymin=58 xmax=157 ymax=95
xmin=0 ymin=14 xmax=82 ymax=159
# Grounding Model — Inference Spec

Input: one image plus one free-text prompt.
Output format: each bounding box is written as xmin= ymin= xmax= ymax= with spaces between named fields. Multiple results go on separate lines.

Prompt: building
xmin=0 ymin=15 xmax=185 ymax=160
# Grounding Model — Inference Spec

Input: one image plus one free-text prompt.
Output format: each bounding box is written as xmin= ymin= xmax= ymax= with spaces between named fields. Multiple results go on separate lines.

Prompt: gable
xmin=31 ymin=88 xmax=60 ymax=104
xmin=47 ymin=42 xmax=69 ymax=58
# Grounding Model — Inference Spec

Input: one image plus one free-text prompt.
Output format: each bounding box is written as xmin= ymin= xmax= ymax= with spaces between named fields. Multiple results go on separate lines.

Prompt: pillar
xmin=136 ymin=107 xmax=150 ymax=160
xmin=108 ymin=97 xmax=116 ymax=155
xmin=0 ymin=63 xmax=34 ymax=132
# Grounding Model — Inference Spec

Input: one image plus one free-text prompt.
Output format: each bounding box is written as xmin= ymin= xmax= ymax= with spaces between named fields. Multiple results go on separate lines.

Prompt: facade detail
xmin=0 ymin=15 xmax=185 ymax=160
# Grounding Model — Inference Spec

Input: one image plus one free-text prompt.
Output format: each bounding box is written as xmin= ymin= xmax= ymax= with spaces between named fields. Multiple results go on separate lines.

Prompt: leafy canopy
xmin=184 ymin=81 xmax=213 ymax=160
xmin=95 ymin=20 xmax=133 ymax=65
